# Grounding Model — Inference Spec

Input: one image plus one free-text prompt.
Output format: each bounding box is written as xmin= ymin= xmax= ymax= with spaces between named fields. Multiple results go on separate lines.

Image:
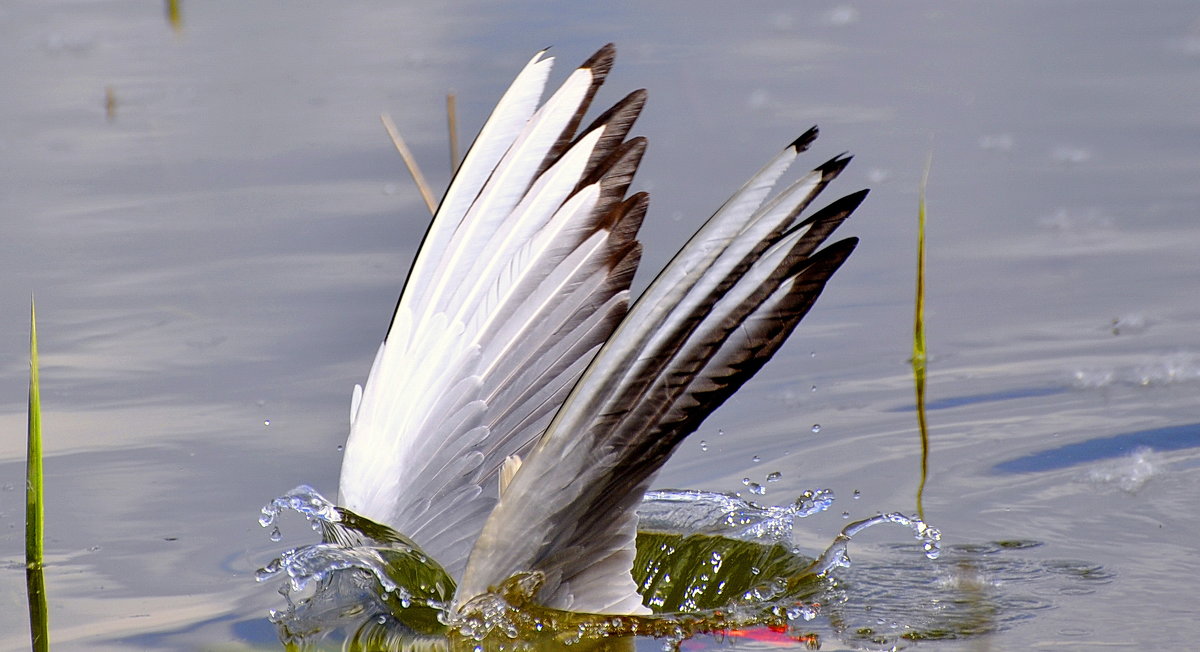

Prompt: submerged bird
xmin=336 ymin=44 xmax=865 ymax=616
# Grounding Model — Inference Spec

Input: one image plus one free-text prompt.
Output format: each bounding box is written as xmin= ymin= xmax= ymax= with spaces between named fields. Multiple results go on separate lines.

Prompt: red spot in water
xmin=682 ymin=626 xmax=818 ymax=648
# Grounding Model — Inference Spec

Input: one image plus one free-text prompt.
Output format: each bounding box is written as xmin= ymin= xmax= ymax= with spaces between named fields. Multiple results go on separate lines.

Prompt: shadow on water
xmin=888 ymin=386 xmax=1068 ymax=413
xmin=992 ymin=423 xmax=1200 ymax=474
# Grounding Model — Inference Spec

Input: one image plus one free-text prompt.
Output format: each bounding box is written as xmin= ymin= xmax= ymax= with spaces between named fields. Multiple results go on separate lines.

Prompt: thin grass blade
xmin=912 ymin=155 xmax=932 ymax=521
xmin=26 ymin=298 xmax=49 ymax=652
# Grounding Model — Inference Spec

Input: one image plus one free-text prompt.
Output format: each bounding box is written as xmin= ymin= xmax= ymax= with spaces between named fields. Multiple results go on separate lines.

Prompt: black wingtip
xmin=583 ymin=88 xmax=648 ymax=135
xmin=829 ymin=188 xmax=870 ymax=216
xmin=789 ymin=188 xmax=870 ymax=240
xmin=789 ymin=126 xmax=820 ymax=153
xmin=820 ymin=236 xmax=860 ymax=269
xmin=792 ymin=236 xmax=859 ymax=286
xmin=582 ymin=43 xmax=617 ymax=80
xmin=816 ymin=152 xmax=853 ymax=181
xmin=836 ymin=235 xmax=861 ymax=254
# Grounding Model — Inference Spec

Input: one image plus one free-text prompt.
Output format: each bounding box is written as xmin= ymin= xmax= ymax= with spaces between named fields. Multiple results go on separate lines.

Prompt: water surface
xmin=2 ymin=1 xmax=1199 ymax=649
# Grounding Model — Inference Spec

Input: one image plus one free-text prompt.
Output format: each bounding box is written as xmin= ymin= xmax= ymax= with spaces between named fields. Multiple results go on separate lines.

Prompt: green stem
xmin=27 ymin=298 xmax=49 ymax=652
xmin=912 ymin=156 xmax=932 ymax=522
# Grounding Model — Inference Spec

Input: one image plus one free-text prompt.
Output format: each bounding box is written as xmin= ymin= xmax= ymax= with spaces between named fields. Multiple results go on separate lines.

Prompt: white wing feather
xmin=338 ymin=45 xmax=647 ymax=582
xmin=459 ymin=134 xmax=865 ymax=614
xmin=336 ymin=44 xmax=866 ymax=616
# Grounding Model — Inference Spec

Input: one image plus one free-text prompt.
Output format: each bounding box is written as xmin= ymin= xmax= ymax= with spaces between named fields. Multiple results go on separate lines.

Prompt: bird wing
xmin=459 ymin=130 xmax=866 ymax=614
xmin=338 ymin=44 xmax=649 ymax=582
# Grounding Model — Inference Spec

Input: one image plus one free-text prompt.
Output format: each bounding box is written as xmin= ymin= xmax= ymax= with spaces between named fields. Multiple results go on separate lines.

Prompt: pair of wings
xmin=337 ymin=44 xmax=864 ymax=615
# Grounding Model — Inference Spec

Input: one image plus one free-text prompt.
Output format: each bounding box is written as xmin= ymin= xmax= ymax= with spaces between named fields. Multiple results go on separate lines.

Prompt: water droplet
xmin=263 ymin=419 xmax=271 ymax=426
xmin=810 ymin=351 xmax=816 ymax=358
xmin=787 ymin=602 xmax=820 ymax=622
xmin=841 ymin=511 xmax=850 ymax=519
xmin=269 ymin=526 xmax=282 ymax=542
xmin=742 ymin=477 xmax=752 ymax=486
xmin=699 ymin=440 xmax=708 ymax=451
xmin=336 ymin=444 xmax=344 ymax=452
xmin=747 ymin=482 xmax=766 ymax=495
xmin=811 ymin=424 xmax=821 ymax=433
xmin=766 ymin=471 xmax=782 ymax=482
xmin=751 ymin=455 xmax=761 ymax=463
xmin=810 ymin=384 xmax=817 ymax=392
xmin=717 ymin=428 xmax=725 ymax=437
xmin=852 ymin=489 xmax=861 ymax=499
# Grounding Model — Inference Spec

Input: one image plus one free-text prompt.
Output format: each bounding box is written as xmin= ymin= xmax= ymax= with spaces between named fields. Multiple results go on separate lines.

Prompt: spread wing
xmin=338 ymin=44 xmax=649 ymax=582
xmin=459 ymin=129 xmax=866 ymax=614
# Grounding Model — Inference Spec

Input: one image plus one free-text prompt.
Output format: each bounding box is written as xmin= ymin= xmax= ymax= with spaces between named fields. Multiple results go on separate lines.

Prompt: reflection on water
xmin=822 ymin=540 xmax=1115 ymax=648
xmin=252 ymin=486 xmax=1057 ymax=650
xmin=257 ymin=486 xmax=1112 ymax=650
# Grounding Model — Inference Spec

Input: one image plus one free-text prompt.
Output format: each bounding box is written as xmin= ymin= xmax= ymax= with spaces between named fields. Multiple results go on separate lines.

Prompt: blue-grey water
xmin=2 ymin=1 xmax=1199 ymax=649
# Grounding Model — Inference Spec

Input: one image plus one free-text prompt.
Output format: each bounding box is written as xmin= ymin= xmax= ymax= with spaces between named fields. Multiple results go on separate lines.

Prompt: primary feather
xmin=337 ymin=44 xmax=866 ymax=615
xmin=338 ymin=44 xmax=646 ymax=581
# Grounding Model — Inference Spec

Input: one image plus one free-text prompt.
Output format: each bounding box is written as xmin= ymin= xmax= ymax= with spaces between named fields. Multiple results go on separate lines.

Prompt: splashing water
xmin=257 ymin=485 xmax=947 ymax=648
xmin=1084 ymin=446 xmax=1159 ymax=493
xmin=636 ymin=488 xmax=837 ymax=543
xmin=1072 ymin=351 xmax=1200 ymax=388
xmin=256 ymin=540 xmax=400 ymax=593
xmin=259 ymin=484 xmax=342 ymax=530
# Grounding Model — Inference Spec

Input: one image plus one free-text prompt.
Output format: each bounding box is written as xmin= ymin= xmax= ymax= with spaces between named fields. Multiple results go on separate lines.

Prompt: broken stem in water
xmin=381 ymin=112 xmax=438 ymax=216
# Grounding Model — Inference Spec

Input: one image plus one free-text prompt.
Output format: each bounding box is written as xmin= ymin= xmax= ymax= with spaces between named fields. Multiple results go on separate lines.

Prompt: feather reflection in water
xmin=260 ymin=486 xmax=940 ymax=647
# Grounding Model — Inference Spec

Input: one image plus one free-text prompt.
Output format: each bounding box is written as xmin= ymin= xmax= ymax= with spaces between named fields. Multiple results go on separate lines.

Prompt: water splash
xmin=259 ymin=484 xmax=341 ymax=530
xmin=257 ymin=540 xmax=400 ymax=593
xmin=258 ymin=485 xmax=945 ymax=648
xmin=637 ymin=489 xmax=835 ymax=543
xmin=807 ymin=512 xmax=942 ymax=579
xmin=1072 ymin=351 xmax=1200 ymax=388
xmin=1084 ymin=446 xmax=1159 ymax=493
xmin=255 ymin=485 xmax=456 ymax=638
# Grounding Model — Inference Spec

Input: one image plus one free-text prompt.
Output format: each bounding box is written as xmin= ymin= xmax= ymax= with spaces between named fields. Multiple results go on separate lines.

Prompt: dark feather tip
xmin=789 ymin=126 xmax=820 ymax=153
xmin=815 ymin=153 xmax=854 ymax=181
xmin=582 ymin=43 xmax=617 ymax=79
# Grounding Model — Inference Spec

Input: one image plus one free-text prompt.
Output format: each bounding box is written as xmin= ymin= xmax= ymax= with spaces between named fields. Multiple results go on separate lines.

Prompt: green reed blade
xmin=912 ymin=156 xmax=932 ymax=521
xmin=165 ymin=0 xmax=183 ymax=33
xmin=27 ymin=298 xmax=49 ymax=652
